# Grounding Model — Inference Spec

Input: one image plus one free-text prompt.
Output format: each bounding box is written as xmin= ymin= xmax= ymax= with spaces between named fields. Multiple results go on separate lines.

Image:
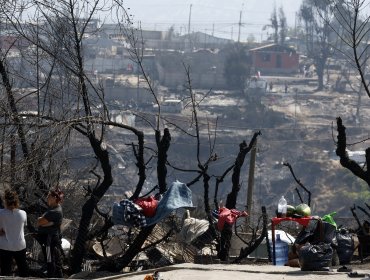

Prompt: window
xmin=262 ymin=53 xmax=271 ymax=62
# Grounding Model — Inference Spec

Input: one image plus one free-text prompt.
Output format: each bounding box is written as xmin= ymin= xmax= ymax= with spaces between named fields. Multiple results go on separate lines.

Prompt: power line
xmin=136 ymin=21 xmax=267 ymax=28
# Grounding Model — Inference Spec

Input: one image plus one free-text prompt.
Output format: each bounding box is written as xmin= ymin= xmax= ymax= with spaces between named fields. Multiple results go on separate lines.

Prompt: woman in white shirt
xmin=0 ymin=189 xmax=29 ymax=277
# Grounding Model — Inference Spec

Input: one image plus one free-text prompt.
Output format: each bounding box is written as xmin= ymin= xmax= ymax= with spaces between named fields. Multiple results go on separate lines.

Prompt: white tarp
xmin=179 ymin=217 xmax=209 ymax=243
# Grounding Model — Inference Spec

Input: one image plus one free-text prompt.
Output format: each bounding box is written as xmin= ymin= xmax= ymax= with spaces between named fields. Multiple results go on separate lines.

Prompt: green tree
xmin=279 ymin=6 xmax=287 ymax=45
xmin=265 ymin=5 xmax=287 ymax=45
xmin=270 ymin=5 xmax=279 ymax=44
xmin=223 ymin=44 xmax=251 ymax=91
xmin=299 ymin=0 xmax=335 ymax=90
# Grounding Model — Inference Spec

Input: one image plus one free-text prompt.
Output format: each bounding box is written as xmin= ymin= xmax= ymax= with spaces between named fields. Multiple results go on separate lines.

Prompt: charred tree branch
xmin=283 ymin=162 xmax=311 ymax=206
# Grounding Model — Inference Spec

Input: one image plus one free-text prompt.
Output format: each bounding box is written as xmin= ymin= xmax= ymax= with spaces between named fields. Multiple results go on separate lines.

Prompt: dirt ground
xmin=70 ymin=255 xmax=370 ymax=279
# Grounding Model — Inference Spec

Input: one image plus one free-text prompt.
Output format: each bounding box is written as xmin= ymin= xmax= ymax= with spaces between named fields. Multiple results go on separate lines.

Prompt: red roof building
xmin=249 ymin=44 xmax=299 ymax=74
xmin=0 ymin=35 xmax=29 ymax=50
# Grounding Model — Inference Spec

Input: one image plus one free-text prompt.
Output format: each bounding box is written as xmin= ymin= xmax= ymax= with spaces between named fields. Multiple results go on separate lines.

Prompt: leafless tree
xmin=217 ymin=133 xmax=261 ymax=261
xmin=0 ymin=0 xmax=150 ymax=273
xmin=0 ymin=0 xmax=266 ymax=275
xmin=327 ymin=0 xmax=370 ymax=188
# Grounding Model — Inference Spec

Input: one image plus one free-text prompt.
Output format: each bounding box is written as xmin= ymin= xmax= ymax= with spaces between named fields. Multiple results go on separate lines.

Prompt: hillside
xmin=224 ymin=80 xmax=370 ymax=223
xmin=96 ymin=76 xmax=370 ymax=229
xmin=158 ymin=79 xmax=370 ymax=224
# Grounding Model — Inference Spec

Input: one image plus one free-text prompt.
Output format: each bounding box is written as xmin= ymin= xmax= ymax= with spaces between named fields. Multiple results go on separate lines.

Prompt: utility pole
xmin=294 ymin=12 xmax=298 ymax=51
xmin=294 ymin=88 xmax=298 ymax=128
xmin=246 ymin=139 xmax=257 ymax=228
xmin=187 ymin=4 xmax=193 ymax=51
xmin=238 ymin=9 xmax=242 ymax=43
xmin=188 ymin=4 xmax=192 ymax=34
xmin=238 ymin=3 xmax=244 ymax=43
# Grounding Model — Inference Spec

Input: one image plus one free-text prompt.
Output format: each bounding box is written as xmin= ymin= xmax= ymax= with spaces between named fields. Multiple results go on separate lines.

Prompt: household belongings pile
xmin=112 ymin=181 xmax=195 ymax=227
xmin=288 ymin=214 xmax=355 ymax=271
xmin=178 ymin=210 xmax=209 ymax=244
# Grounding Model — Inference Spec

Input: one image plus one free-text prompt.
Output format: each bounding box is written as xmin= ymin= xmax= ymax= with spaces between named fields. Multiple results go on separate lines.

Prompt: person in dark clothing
xmin=37 ymin=187 xmax=64 ymax=278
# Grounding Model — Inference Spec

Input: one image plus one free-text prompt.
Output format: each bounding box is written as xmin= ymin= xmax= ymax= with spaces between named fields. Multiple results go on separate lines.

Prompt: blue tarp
xmin=146 ymin=180 xmax=195 ymax=226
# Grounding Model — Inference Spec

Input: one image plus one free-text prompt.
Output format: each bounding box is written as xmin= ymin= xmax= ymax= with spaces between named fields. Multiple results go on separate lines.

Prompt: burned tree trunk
xmin=336 ymin=117 xmax=370 ymax=186
xmin=110 ymin=129 xmax=171 ymax=272
xmin=218 ymin=131 xmax=261 ymax=261
xmin=156 ymin=128 xmax=171 ymax=193
xmin=71 ymin=136 xmax=113 ymax=273
xmin=0 ymin=59 xmax=49 ymax=195
xmin=283 ymin=162 xmax=311 ymax=206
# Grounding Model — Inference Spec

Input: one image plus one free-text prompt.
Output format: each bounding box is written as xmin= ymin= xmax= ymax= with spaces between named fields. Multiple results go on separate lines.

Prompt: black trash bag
xmin=321 ymin=222 xmax=338 ymax=247
xmin=295 ymin=220 xmax=337 ymax=247
xmin=295 ymin=222 xmax=316 ymax=245
xmin=299 ymin=242 xmax=333 ymax=271
xmin=336 ymin=228 xmax=354 ymax=265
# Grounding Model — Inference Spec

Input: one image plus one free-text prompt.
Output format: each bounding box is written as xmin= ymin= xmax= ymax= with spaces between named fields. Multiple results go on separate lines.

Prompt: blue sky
xmin=118 ymin=0 xmax=303 ymax=42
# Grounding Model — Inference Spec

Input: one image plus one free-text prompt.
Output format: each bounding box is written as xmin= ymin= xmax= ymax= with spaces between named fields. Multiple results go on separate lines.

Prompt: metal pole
xmin=238 ymin=10 xmax=242 ymax=43
xmin=294 ymin=88 xmax=298 ymax=128
xmin=246 ymin=139 xmax=257 ymax=227
xmin=188 ymin=4 xmax=192 ymax=34
xmin=187 ymin=4 xmax=193 ymax=50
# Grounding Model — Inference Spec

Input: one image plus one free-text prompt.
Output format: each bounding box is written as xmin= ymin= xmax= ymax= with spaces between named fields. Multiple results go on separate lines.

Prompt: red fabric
xmin=271 ymin=216 xmax=312 ymax=228
xmin=134 ymin=196 xmax=158 ymax=217
xmin=217 ymin=207 xmax=248 ymax=231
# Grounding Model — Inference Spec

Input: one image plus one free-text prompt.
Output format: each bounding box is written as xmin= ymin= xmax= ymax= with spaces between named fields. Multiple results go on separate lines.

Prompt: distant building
xmin=100 ymin=23 xmax=234 ymax=51
xmin=84 ymin=23 xmax=234 ymax=89
xmin=89 ymin=74 xmax=153 ymax=104
xmin=249 ymin=44 xmax=299 ymax=74
xmin=0 ymin=35 xmax=29 ymax=51
xmin=180 ymin=31 xmax=233 ymax=50
xmin=156 ymin=49 xmax=227 ymax=90
xmin=100 ymin=23 xmax=172 ymax=50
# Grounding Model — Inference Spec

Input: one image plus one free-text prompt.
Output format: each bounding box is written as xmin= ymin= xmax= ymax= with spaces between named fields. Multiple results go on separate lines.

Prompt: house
xmin=155 ymin=49 xmax=227 ymax=90
xmin=180 ymin=31 xmax=233 ymax=50
xmin=249 ymin=44 xmax=299 ymax=74
xmin=0 ymin=35 xmax=29 ymax=51
xmin=88 ymin=74 xmax=153 ymax=104
xmin=100 ymin=23 xmax=171 ymax=50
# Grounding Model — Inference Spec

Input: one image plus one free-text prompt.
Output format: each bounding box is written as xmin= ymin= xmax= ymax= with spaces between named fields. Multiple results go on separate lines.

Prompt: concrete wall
xmin=104 ymin=85 xmax=153 ymax=103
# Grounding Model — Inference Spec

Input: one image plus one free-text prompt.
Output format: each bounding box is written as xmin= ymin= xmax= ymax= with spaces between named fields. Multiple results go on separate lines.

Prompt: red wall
xmin=0 ymin=35 xmax=29 ymax=50
xmin=251 ymin=51 xmax=299 ymax=73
